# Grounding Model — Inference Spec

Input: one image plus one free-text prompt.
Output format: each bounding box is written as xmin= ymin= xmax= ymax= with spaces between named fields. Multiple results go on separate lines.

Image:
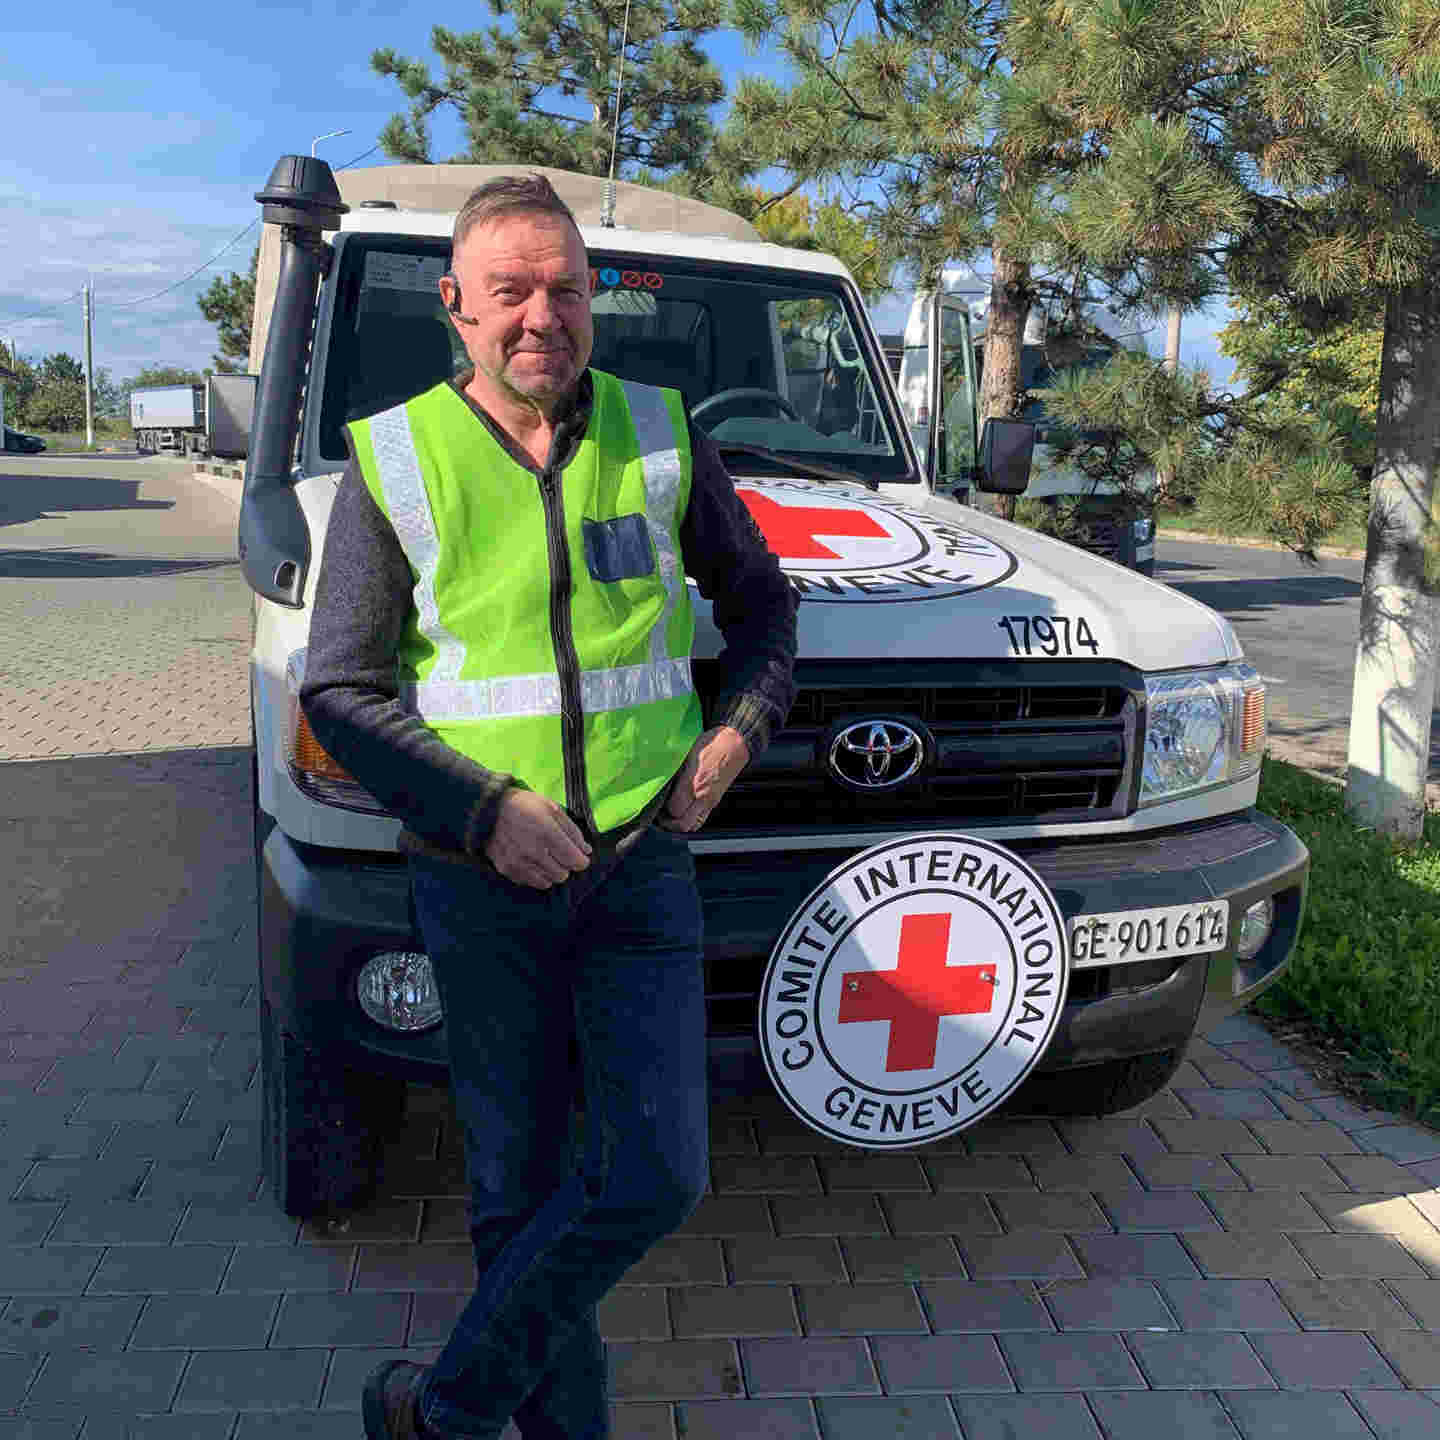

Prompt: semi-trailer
xmin=131 ymin=374 xmax=256 ymax=458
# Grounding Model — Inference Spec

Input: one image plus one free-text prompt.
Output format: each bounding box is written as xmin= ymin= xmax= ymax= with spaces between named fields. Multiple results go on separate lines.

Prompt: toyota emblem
xmin=828 ymin=720 xmax=926 ymax=790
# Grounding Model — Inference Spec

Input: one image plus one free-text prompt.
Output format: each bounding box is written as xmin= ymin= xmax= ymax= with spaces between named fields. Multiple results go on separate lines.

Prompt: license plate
xmin=1069 ymin=902 xmax=1228 ymax=968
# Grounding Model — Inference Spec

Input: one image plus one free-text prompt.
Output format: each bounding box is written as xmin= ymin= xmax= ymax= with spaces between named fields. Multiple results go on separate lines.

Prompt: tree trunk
xmin=1344 ymin=276 xmax=1440 ymax=840
xmin=976 ymin=245 xmax=1032 ymax=519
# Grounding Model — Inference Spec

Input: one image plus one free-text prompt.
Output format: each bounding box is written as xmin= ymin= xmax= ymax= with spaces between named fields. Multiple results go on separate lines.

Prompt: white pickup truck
xmin=240 ymin=155 xmax=1308 ymax=1215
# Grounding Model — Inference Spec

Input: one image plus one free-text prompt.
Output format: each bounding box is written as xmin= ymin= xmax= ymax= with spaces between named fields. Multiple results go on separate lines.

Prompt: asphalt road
xmin=1156 ymin=537 xmax=1440 ymax=787
xmin=1 ymin=452 xmax=252 ymax=955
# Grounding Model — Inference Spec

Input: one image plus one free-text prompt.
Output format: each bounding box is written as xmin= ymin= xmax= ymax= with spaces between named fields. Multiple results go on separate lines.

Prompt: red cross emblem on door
xmin=837 ymin=913 xmax=998 ymax=1072
xmin=737 ymin=489 xmax=890 ymax=560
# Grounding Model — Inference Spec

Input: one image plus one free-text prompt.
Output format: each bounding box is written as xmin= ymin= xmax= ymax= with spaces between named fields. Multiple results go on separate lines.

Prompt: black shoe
xmin=363 ymin=1358 xmax=428 ymax=1439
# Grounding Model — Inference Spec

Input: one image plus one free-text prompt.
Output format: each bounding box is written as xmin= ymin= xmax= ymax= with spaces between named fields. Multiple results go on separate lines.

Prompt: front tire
xmin=251 ymin=742 xmax=390 ymax=1218
xmin=258 ymin=990 xmax=391 ymax=1218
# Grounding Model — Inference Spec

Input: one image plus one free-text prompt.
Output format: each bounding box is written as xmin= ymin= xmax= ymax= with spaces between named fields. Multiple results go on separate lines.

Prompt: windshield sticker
xmin=592 ymin=267 xmax=664 ymax=290
xmin=735 ymin=480 xmax=1017 ymax=603
xmin=363 ymin=252 xmax=447 ymax=294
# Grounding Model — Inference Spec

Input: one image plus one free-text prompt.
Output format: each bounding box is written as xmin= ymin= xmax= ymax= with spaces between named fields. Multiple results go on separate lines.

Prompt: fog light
xmin=1234 ymin=898 xmax=1274 ymax=961
xmin=356 ymin=951 xmax=443 ymax=1032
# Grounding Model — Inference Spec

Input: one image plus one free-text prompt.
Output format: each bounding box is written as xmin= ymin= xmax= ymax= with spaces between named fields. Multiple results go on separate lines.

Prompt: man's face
xmin=443 ymin=211 xmax=593 ymax=411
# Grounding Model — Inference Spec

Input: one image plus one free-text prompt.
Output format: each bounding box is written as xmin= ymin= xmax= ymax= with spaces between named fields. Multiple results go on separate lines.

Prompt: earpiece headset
xmin=443 ymin=274 xmax=480 ymax=326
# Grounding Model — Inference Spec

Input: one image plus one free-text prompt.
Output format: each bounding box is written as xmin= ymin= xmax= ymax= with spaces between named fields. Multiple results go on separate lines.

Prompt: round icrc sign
xmin=759 ymin=835 xmax=1069 ymax=1148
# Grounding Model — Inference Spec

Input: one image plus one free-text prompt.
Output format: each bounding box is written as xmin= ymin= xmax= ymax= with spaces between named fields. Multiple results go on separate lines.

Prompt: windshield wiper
xmin=712 ymin=441 xmax=879 ymax=491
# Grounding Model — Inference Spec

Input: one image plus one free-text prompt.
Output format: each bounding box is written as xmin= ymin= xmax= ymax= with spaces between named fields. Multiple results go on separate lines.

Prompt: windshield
xmin=315 ymin=236 xmax=915 ymax=483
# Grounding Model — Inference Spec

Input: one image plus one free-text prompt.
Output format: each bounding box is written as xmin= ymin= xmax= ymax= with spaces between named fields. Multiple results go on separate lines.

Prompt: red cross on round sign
xmin=758 ymin=835 xmax=1069 ymax=1148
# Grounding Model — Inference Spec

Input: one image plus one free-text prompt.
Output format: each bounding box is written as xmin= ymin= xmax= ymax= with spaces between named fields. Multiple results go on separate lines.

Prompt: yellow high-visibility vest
xmin=347 ymin=370 xmax=701 ymax=837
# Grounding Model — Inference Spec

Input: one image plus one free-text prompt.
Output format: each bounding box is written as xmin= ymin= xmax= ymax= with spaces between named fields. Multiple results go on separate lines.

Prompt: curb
xmin=191 ymin=461 xmax=243 ymax=508
xmin=1159 ymin=526 xmax=1366 ymax=561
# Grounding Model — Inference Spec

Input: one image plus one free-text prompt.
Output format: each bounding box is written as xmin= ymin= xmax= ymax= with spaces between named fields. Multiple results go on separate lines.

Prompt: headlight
xmin=1140 ymin=663 xmax=1266 ymax=806
xmin=286 ymin=650 xmax=389 ymax=813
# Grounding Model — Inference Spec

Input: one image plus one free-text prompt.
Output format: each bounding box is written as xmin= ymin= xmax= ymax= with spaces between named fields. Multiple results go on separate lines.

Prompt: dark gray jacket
xmin=300 ymin=372 xmax=798 ymax=859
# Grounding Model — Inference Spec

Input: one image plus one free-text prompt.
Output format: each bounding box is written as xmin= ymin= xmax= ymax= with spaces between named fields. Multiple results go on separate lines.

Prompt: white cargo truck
xmin=132 ymin=374 xmax=256 ymax=458
xmin=241 ymin=155 xmax=1307 ymax=1215
xmin=131 ymin=384 xmax=204 ymax=453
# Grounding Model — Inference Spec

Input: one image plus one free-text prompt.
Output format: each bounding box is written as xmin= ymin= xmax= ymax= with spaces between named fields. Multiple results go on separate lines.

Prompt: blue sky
xmin=1 ymin=2 xmax=1234 ymax=386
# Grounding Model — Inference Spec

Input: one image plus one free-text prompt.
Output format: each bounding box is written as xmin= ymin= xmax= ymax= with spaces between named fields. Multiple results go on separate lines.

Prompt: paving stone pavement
xmin=0 ymin=455 xmax=250 ymax=763
xmin=5 ymin=844 xmax=1440 ymax=1437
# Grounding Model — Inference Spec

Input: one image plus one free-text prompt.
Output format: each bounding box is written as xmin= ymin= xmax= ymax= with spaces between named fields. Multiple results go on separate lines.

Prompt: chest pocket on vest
xmin=583 ymin=513 xmax=655 ymax=583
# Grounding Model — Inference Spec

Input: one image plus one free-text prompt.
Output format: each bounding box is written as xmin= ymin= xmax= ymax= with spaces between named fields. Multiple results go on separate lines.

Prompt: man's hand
xmin=661 ymin=725 xmax=751 ymax=833
xmin=485 ymin=789 xmax=592 ymax=889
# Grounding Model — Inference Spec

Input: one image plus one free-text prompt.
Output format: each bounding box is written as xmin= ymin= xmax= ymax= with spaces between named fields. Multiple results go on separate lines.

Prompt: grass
xmin=1254 ymin=755 xmax=1440 ymax=1125
xmin=1158 ymin=501 xmax=1367 ymax=553
xmin=25 ymin=427 xmax=134 ymax=453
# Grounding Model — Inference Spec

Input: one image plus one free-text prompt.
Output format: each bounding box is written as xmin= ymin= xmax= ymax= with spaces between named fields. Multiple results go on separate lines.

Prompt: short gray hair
xmin=452 ymin=174 xmax=583 ymax=256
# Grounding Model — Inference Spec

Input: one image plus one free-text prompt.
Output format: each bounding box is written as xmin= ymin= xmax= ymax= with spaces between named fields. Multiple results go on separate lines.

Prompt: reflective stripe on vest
xmin=367 ymin=380 xmax=693 ymax=721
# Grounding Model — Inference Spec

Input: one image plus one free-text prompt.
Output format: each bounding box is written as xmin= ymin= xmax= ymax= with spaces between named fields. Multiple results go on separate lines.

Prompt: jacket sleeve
xmin=679 ymin=423 xmax=799 ymax=758
xmin=298 ymin=460 xmax=514 ymax=855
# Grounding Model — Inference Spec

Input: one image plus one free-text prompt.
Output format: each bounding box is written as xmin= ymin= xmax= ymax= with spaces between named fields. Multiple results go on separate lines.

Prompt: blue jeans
xmin=407 ymin=824 xmax=709 ymax=1439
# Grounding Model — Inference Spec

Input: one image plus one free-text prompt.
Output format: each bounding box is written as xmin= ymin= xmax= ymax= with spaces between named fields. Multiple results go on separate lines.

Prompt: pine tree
xmin=197 ymin=246 xmax=258 ymax=375
xmin=1219 ymin=296 xmax=1384 ymax=484
xmin=733 ymin=0 xmax=1440 ymax=836
xmin=1014 ymin=0 xmax=1440 ymax=837
xmin=372 ymin=0 xmax=726 ymax=178
xmin=723 ymin=1 xmax=1018 ymax=440
xmin=747 ymin=189 xmax=891 ymax=297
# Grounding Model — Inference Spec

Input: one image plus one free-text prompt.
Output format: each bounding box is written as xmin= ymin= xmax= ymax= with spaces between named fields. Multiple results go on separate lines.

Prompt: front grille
xmin=1072 ymin=522 xmax=1123 ymax=563
xmin=783 ymin=684 xmax=1117 ymax=727
xmin=696 ymin=659 xmax=1137 ymax=832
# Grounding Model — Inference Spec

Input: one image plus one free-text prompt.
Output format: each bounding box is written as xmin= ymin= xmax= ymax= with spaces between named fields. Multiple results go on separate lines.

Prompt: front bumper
xmin=259 ymin=809 xmax=1308 ymax=1098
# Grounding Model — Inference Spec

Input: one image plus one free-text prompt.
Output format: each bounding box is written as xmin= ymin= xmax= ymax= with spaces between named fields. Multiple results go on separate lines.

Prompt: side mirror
xmin=974 ymin=418 xmax=1036 ymax=495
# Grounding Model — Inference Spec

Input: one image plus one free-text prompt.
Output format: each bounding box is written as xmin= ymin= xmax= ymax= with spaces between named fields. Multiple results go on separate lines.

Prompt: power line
xmin=1 ymin=286 xmax=85 ymax=329
xmin=336 ymin=142 xmax=382 ymax=170
xmin=1 ymin=142 xmax=383 ymax=340
xmin=108 ymin=217 xmax=260 ymax=311
xmin=105 ymin=142 xmax=381 ymax=311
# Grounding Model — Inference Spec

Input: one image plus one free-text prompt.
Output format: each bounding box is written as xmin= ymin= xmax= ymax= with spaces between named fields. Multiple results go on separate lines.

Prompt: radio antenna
xmin=600 ymin=0 xmax=633 ymax=228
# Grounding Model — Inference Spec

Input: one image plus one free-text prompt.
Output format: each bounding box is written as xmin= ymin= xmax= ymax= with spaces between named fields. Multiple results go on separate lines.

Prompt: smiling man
xmin=443 ymin=194 xmax=593 ymax=459
xmin=299 ymin=175 xmax=797 ymax=1439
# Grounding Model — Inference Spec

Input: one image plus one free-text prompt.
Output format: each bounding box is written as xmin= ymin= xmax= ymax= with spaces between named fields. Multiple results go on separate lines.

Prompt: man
xmin=300 ymin=175 xmax=797 ymax=1439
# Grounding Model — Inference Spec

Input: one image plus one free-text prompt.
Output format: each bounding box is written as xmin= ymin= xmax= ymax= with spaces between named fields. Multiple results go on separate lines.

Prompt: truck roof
xmin=337 ymin=204 xmax=853 ymax=280
xmin=336 ymin=163 xmax=763 ymax=243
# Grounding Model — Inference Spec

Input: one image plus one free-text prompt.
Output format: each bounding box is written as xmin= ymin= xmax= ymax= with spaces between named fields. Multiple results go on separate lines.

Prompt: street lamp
xmin=310 ymin=129 xmax=351 ymax=157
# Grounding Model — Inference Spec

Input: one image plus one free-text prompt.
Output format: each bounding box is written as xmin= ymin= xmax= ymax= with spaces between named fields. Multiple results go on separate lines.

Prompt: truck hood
xmin=693 ymin=477 xmax=1241 ymax=671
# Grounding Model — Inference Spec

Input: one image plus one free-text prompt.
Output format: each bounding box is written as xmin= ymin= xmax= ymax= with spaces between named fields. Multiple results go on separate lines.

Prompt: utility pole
xmin=82 ymin=284 xmax=95 ymax=447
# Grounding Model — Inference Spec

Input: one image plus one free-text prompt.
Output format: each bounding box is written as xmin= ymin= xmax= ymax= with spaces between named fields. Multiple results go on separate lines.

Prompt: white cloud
xmin=0 ymin=193 xmax=256 ymax=378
